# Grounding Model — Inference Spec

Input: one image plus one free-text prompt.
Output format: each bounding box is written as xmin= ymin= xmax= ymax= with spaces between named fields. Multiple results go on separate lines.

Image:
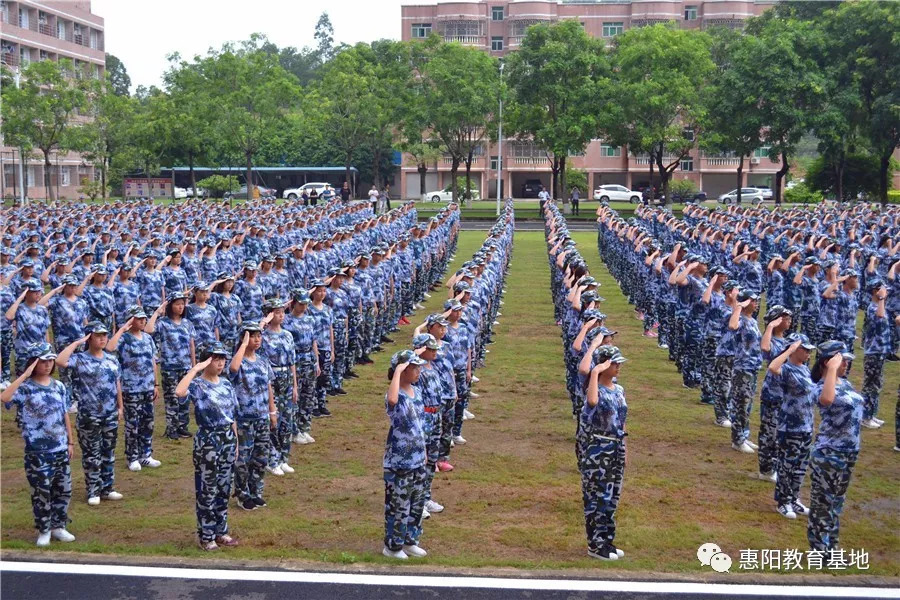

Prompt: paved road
xmin=2 ymin=562 xmax=895 ymax=600
xmin=460 ymin=220 xmax=596 ymax=231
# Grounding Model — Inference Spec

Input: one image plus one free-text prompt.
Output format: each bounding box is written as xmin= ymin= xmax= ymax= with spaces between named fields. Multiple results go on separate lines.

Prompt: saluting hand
xmin=826 ymin=353 xmax=843 ymax=370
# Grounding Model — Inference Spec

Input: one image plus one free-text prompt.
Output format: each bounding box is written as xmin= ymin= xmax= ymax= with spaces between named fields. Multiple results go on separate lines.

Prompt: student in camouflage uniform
xmin=711 ymin=281 xmax=741 ymax=428
xmin=412 ymin=333 xmax=445 ymax=518
xmin=283 ymin=289 xmax=319 ymax=445
xmin=325 ymin=267 xmax=350 ymax=396
xmin=176 ymin=341 xmax=240 ymax=551
xmin=261 ymin=298 xmax=298 ymax=475
xmin=424 ymin=313 xmax=458 ymax=472
xmin=2 ymin=342 xmax=76 ymax=547
xmin=727 ymin=290 xmax=762 ymax=454
xmin=307 ymin=279 xmax=335 ymax=417
xmin=56 ymin=322 xmax=124 ymax=505
xmin=807 ymin=341 xmax=864 ymax=551
xmin=767 ymin=333 xmax=817 ymax=520
xmin=230 ymin=323 xmax=277 ymax=510
xmin=580 ymin=345 xmax=628 ymax=562
xmin=106 ymin=306 xmax=162 ymax=472
xmin=382 ymin=349 xmax=428 ymax=560
xmin=861 ymin=280 xmax=891 ymax=429
xmin=757 ymin=305 xmax=793 ymax=481
xmin=146 ymin=292 xmax=197 ymax=439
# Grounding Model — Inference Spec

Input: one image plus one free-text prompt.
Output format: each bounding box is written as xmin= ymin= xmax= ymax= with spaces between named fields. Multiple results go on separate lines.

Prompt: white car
xmin=422 ymin=186 xmax=480 ymax=203
xmin=592 ymin=184 xmax=641 ymax=203
xmin=283 ymin=182 xmax=329 ymax=200
xmin=718 ymin=187 xmax=765 ymax=204
xmin=173 ymin=186 xmax=207 ymax=199
xmin=753 ymin=185 xmax=774 ymax=200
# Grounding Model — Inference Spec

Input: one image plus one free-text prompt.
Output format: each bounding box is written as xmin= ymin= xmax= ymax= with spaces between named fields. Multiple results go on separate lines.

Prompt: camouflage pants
xmin=437 ymin=396 xmax=457 ymax=461
xmin=452 ymin=368 xmax=470 ymax=437
xmin=348 ymin=314 xmax=362 ymax=364
xmin=193 ymin=426 xmax=236 ymax=543
xmin=361 ymin=308 xmax=376 ymax=355
xmin=294 ymin=360 xmax=316 ymax=434
xmin=807 ymin=447 xmax=857 ymax=551
xmin=330 ymin=321 xmax=348 ymax=390
xmin=24 ymin=450 xmax=71 ymax=532
xmin=682 ymin=324 xmax=704 ymax=387
xmin=862 ymin=354 xmax=885 ymax=420
xmin=383 ymin=466 xmax=427 ymax=551
xmin=730 ymin=370 xmax=758 ymax=446
xmin=234 ymin=418 xmax=270 ymax=503
xmin=774 ymin=431 xmax=812 ymax=507
xmin=699 ymin=337 xmax=720 ymax=404
xmin=123 ymin=391 xmax=155 ymax=463
xmin=423 ymin=411 xmax=441 ymax=502
xmin=269 ymin=369 xmax=296 ymax=468
xmin=76 ymin=413 xmax=118 ymax=499
xmin=711 ymin=355 xmax=734 ymax=423
xmin=757 ymin=400 xmax=779 ymax=475
xmin=801 ymin=315 xmax=820 ymax=346
xmin=579 ymin=435 xmax=625 ymax=552
xmin=315 ymin=349 xmax=333 ymax=410
xmin=161 ymin=368 xmax=190 ymax=437
xmin=1 ymin=327 xmax=12 ymax=381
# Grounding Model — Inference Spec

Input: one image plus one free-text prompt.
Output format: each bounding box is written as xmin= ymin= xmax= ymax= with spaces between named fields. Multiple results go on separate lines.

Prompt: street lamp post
xmin=496 ymin=61 xmax=504 ymax=217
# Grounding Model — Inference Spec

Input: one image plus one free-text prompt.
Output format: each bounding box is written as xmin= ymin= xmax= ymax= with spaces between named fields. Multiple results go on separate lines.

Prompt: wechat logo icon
xmin=698 ymin=542 xmax=732 ymax=573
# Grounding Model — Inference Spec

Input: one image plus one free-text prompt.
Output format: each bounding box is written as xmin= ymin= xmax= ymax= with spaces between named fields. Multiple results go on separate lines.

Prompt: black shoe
xmin=373 ymin=346 xmax=384 ymax=352
xmin=358 ymin=356 xmax=374 ymax=365
xmin=252 ymin=497 xmax=267 ymax=508
xmin=334 ymin=388 xmax=347 ymax=396
xmin=165 ymin=433 xmax=181 ymax=441
xmin=239 ymin=499 xmax=257 ymax=511
xmin=344 ymin=371 xmax=359 ymax=379
xmin=179 ymin=430 xmax=193 ymax=438
xmin=886 ymin=353 xmax=900 ymax=362
xmin=381 ymin=336 xmax=394 ymax=343
xmin=311 ymin=409 xmax=323 ymax=418
xmin=327 ymin=389 xmax=338 ymax=397
xmin=320 ymin=407 xmax=332 ymax=417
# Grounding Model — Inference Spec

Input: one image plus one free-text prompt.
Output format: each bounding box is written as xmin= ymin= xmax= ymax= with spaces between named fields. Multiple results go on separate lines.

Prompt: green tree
xmin=0 ymin=59 xmax=91 ymax=203
xmin=806 ymin=152 xmax=893 ymax=202
xmin=196 ymin=174 xmax=240 ymax=199
xmin=121 ymin=89 xmax=172 ymax=197
xmin=423 ymin=42 xmax=499 ymax=203
xmin=82 ymin=80 xmax=136 ymax=199
xmin=314 ymin=12 xmax=336 ymax=63
xmin=604 ymin=25 xmax=714 ymax=204
xmin=506 ymin=20 xmax=609 ymax=199
xmin=398 ymin=38 xmax=443 ymax=198
xmin=105 ymin=53 xmax=131 ymax=96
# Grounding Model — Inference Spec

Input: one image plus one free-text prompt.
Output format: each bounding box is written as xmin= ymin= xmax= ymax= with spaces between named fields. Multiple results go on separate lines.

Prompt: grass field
xmin=1 ymin=230 xmax=897 ymax=577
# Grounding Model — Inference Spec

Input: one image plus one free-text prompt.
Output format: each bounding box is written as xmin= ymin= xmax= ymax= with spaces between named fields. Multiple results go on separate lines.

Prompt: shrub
xmin=197 ymin=175 xmax=240 ymax=199
xmin=784 ymin=182 xmax=823 ymax=205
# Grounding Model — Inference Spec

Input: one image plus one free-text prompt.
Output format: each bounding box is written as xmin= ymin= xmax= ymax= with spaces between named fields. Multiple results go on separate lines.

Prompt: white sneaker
xmin=469 ymin=392 xmax=480 ymax=399
xmin=402 ymin=544 xmax=427 ymax=557
xmin=304 ymin=433 xmax=316 ymax=443
xmin=791 ymin=501 xmax=810 ymax=516
xmin=425 ymin=500 xmax=444 ymax=513
xmin=588 ymin=547 xmax=618 ymax=561
xmin=36 ymin=531 xmax=51 ymax=547
xmin=493 ymin=320 xmax=500 ymax=326
xmin=423 ymin=508 xmax=431 ymax=519
xmin=51 ymin=528 xmax=75 ymax=542
xmin=292 ymin=432 xmax=306 ymax=444
xmin=144 ymin=457 xmax=161 ymax=468
xmin=658 ymin=343 xmax=669 ymax=350
xmin=68 ymin=401 xmax=79 ymax=414
xmin=104 ymin=491 xmax=123 ymax=501
xmin=87 ymin=496 xmax=100 ymax=506
xmin=777 ymin=504 xmax=797 ymax=519
xmin=463 ymin=409 xmax=475 ymax=420
xmin=383 ymin=546 xmax=408 ymax=560
xmin=732 ymin=442 xmax=755 ymax=454
xmin=280 ymin=462 xmax=295 ymax=474
xmin=873 ymin=417 xmax=885 ymax=426
xmin=453 ymin=435 xmax=467 ymax=445
xmin=745 ymin=439 xmax=759 ymax=450
xmin=861 ymin=418 xmax=882 ymax=429
xmin=715 ymin=418 xmax=732 ymax=428
xmin=423 ymin=293 xmax=432 ymax=299
xmin=757 ymin=471 xmax=776 ymax=482
xmin=128 ymin=460 xmax=142 ymax=472
xmin=450 ymin=440 xmax=455 ymax=448
xmin=266 ymin=465 xmax=285 ymax=476
xmin=471 ymin=376 xmax=480 ymax=383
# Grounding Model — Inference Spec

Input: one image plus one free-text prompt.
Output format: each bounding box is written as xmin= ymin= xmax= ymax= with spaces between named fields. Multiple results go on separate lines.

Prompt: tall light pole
xmin=495 ymin=60 xmax=504 ymax=216
xmin=13 ymin=70 xmax=26 ymax=205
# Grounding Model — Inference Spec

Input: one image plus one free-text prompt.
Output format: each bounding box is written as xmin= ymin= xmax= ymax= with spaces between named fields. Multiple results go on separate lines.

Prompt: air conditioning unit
xmin=750 ymin=157 xmax=761 ymax=165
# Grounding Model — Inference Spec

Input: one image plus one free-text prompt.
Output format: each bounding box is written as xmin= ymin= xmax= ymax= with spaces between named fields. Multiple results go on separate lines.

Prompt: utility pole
xmin=495 ymin=60 xmax=504 ymax=217
xmin=13 ymin=70 xmax=26 ymax=205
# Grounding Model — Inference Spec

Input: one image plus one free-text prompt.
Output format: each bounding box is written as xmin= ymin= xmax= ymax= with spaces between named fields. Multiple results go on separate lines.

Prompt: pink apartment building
xmin=399 ymin=0 xmax=784 ymax=199
xmin=1 ymin=0 xmax=105 ymax=201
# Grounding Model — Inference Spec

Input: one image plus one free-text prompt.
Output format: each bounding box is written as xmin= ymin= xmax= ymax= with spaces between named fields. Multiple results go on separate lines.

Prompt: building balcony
xmin=441 ymin=35 xmax=485 ymax=45
xmin=1 ymin=53 xmax=18 ymax=67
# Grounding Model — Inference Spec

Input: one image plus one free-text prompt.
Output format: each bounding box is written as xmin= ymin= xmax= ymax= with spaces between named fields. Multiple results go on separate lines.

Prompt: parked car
xmin=225 ymin=184 xmax=277 ymax=200
xmin=753 ymin=185 xmax=774 ymax=200
xmin=282 ymin=182 xmax=329 ymax=200
xmin=718 ymin=188 xmax=765 ymax=204
xmin=785 ymin=179 xmax=804 ymax=190
xmin=520 ymin=179 xmax=544 ymax=198
xmin=422 ymin=186 xmax=481 ymax=203
xmin=593 ymin=184 xmax=642 ymax=203
xmin=668 ymin=190 xmax=708 ymax=204
xmin=173 ymin=186 xmax=207 ymax=199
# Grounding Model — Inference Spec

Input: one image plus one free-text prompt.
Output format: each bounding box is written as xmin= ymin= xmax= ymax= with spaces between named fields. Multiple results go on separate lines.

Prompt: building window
xmin=753 ymin=146 xmax=771 ymax=159
xmin=568 ymin=149 xmax=585 ymax=157
xmin=1 ymin=2 xmax=8 ymax=25
xmin=19 ymin=46 xmax=29 ymax=67
xmin=683 ymin=127 xmax=695 ymax=142
xmin=602 ymin=22 xmax=624 ymax=37
xmin=27 ymin=166 xmax=36 ymax=188
xmin=492 ymin=6 xmax=504 ymax=21
xmin=40 ymin=49 xmax=48 ymax=60
xmin=600 ymin=144 xmax=621 ymax=157
xmin=684 ymin=5 xmax=698 ymax=20
xmin=490 ymin=156 xmax=499 ymax=171
xmin=93 ymin=64 xmax=101 ymax=79
xmin=61 ymin=167 xmax=71 ymax=186
xmin=411 ymin=23 xmax=431 ymax=38
xmin=18 ymin=7 xmax=27 ymax=29
xmin=491 ymin=36 xmax=503 ymax=51
xmin=57 ymin=20 xmax=66 ymax=39
xmin=680 ymin=157 xmax=694 ymax=172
